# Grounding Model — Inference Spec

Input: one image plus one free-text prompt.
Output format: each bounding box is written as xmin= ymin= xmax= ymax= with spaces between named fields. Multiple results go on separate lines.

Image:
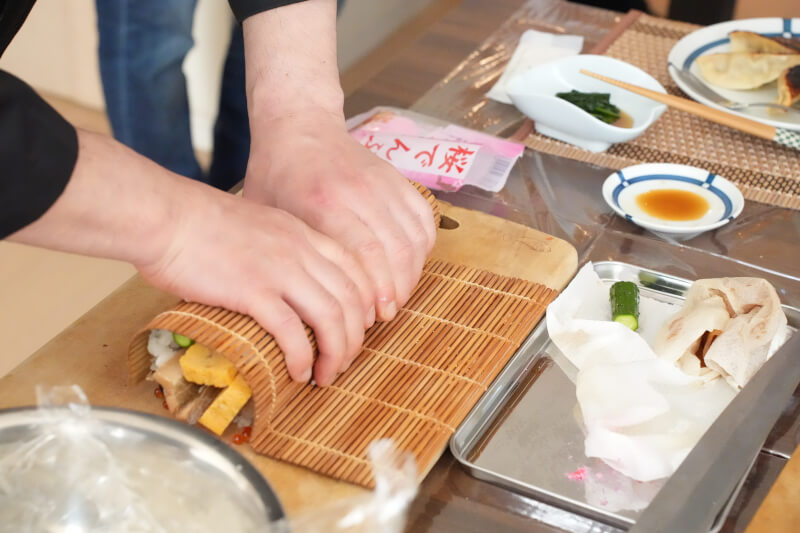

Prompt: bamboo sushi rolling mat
xmin=128 ymin=186 xmax=559 ymax=488
xmin=129 ymin=260 xmax=557 ymax=488
xmin=515 ymin=12 xmax=800 ymax=210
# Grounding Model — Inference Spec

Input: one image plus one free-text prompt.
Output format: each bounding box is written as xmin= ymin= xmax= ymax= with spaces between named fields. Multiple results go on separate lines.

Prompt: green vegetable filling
xmin=556 ymin=90 xmax=621 ymax=124
xmin=173 ymin=333 xmax=194 ymax=348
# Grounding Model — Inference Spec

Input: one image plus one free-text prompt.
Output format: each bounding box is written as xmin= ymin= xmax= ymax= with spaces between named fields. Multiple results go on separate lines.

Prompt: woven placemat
xmin=519 ymin=13 xmax=800 ymax=210
xmin=129 ymin=260 xmax=556 ymax=488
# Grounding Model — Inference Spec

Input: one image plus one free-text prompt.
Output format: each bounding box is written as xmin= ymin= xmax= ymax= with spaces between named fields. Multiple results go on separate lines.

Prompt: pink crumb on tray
xmin=566 ymin=467 xmax=588 ymax=481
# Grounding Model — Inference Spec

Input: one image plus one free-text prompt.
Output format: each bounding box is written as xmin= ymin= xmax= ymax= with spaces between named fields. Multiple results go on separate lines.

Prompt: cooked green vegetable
xmin=173 ymin=333 xmax=194 ymax=348
xmin=610 ymin=281 xmax=639 ymax=331
xmin=556 ymin=90 xmax=621 ymax=124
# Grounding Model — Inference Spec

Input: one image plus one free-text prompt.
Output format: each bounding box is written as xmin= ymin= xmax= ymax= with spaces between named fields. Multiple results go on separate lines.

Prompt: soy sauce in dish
xmin=613 ymin=111 xmax=634 ymax=128
xmin=635 ymin=189 xmax=709 ymax=221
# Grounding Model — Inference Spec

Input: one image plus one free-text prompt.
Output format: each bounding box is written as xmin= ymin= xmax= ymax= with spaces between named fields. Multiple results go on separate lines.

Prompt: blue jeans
xmin=96 ymin=0 xmax=249 ymax=191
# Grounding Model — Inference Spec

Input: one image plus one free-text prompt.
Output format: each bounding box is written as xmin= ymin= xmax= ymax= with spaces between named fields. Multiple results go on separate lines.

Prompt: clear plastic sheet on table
xmin=438 ymin=147 xmax=800 ymax=462
xmin=358 ymin=106 xmax=800 ymax=306
xmin=372 ymin=3 xmax=800 ymax=529
xmin=430 ymin=129 xmax=800 ymax=310
xmin=414 ymin=1 xmax=800 ymax=212
xmin=354 ymin=103 xmax=800 ymax=531
xmin=412 ymin=0 xmax=620 ymax=137
xmin=399 ymin=0 xmax=800 ymax=303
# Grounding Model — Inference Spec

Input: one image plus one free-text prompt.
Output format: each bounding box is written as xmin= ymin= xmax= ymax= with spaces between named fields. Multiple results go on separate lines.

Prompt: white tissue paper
xmin=546 ymin=263 xmax=737 ymax=482
xmin=487 ymin=30 xmax=584 ymax=104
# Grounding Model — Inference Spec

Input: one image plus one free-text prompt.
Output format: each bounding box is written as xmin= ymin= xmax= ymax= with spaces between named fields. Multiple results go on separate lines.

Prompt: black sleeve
xmin=228 ymin=0 xmax=307 ymax=22
xmin=0 ymin=70 xmax=78 ymax=239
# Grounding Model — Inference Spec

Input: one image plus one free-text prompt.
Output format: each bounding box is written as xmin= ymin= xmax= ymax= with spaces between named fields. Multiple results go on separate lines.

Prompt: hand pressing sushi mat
xmin=0 ymin=197 xmax=578 ymax=506
xmin=126 ymin=194 xmax=578 ymax=488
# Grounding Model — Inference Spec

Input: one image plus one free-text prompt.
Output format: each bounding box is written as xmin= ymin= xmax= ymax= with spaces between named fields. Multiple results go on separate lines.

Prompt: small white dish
xmin=601 ymin=163 xmax=745 ymax=241
xmin=506 ymin=55 xmax=667 ymax=152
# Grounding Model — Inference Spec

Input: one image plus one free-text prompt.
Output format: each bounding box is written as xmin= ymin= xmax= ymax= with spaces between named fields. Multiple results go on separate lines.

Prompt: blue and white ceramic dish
xmin=668 ymin=17 xmax=800 ymax=132
xmin=602 ymin=163 xmax=745 ymax=240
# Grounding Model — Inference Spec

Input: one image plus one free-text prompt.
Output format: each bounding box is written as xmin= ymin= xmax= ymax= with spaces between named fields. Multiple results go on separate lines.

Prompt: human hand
xmin=243 ymin=112 xmax=437 ymax=322
xmin=137 ymin=187 xmax=373 ymax=386
xmin=10 ymin=129 xmax=369 ymax=386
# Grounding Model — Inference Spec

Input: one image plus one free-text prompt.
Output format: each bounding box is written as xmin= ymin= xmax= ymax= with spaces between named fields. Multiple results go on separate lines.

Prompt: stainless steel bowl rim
xmin=0 ymin=405 xmax=285 ymax=523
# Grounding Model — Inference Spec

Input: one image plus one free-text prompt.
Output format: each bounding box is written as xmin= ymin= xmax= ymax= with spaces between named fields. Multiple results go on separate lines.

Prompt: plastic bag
xmin=347 ymin=108 xmax=524 ymax=192
xmin=0 ymin=386 xmax=418 ymax=533
xmin=0 ymin=386 xmax=176 ymax=531
xmin=270 ymin=439 xmax=418 ymax=533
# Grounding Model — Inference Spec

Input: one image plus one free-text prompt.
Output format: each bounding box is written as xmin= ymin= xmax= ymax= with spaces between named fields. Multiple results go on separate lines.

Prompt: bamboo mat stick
xmin=579 ymin=69 xmax=800 ymax=151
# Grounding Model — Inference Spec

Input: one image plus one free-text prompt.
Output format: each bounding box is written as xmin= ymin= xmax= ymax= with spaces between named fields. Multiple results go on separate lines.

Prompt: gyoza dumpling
xmin=729 ymin=31 xmax=800 ymax=54
xmin=777 ymin=65 xmax=800 ymax=107
xmin=696 ymin=52 xmax=800 ymax=89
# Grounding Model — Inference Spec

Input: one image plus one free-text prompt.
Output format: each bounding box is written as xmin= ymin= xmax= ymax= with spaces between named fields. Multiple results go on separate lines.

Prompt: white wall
xmin=185 ymin=1 xmax=235 ymax=155
xmin=0 ymin=0 xmax=432 ymax=152
xmin=0 ymin=1 xmax=103 ymax=109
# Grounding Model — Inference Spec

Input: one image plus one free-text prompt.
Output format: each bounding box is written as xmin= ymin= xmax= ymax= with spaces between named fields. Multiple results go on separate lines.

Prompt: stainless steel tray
xmin=450 ymin=261 xmax=800 ymax=531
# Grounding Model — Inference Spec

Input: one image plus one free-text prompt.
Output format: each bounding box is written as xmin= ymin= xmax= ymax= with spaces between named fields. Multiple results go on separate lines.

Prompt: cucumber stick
xmin=609 ymin=281 xmax=639 ymax=331
xmin=173 ymin=333 xmax=194 ymax=348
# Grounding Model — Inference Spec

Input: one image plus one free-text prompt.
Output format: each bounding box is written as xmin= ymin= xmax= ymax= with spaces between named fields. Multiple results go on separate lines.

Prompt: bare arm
xmin=10 ymin=129 xmax=370 ymax=386
xmin=240 ymin=0 xmax=437 ymax=323
xmin=242 ymin=0 xmax=343 ymax=122
xmin=9 ymin=130 xmax=176 ymax=266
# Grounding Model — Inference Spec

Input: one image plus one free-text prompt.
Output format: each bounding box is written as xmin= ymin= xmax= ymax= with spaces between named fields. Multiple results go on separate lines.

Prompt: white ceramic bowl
xmin=506 ymin=55 xmax=668 ymax=152
xmin=601 ymin=163 xmax=745 ymax=240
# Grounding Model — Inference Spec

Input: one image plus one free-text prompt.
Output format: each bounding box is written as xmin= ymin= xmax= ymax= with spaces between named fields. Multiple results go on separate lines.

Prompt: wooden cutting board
xmin=0 ymin=201 xmax=577 ymax=515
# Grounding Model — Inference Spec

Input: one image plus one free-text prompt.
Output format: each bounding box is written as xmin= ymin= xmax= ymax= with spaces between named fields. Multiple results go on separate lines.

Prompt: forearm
xmin=242 ymin=0 xmax=343 ymax=124
xmin=7 ymin=129 xmax=189 ymax=268
xmin=237 ymin=0 xmax=436 ymax=325
xmin=8 ymin=128 xmax=375 ymax=385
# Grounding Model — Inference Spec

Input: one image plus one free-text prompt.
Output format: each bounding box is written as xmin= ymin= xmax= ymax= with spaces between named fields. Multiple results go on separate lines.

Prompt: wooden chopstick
xmin=579 ymin=69 xmax=777 ymax=141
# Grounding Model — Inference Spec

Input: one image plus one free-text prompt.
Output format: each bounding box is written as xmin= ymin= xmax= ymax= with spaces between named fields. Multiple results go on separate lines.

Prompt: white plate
xmin=602 ymin=163 xmax=745 ymax=241
xmin=668 ymin=17 xmax=800 ymax=132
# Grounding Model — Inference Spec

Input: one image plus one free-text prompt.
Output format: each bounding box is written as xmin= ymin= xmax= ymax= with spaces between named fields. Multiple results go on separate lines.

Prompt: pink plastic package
xmin=347 ymin=109 xmax=524 ymax=192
